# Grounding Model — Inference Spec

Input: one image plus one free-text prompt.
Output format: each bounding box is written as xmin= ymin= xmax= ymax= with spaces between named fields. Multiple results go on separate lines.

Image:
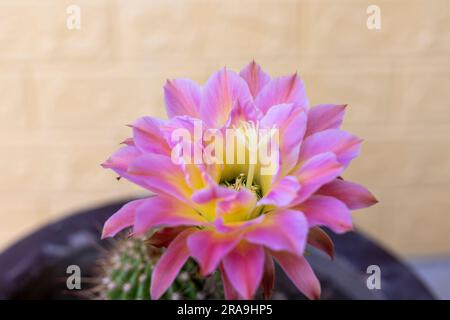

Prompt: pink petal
xmin=260 ymin=103 xmax=307 ymax=175
xmin=200 ymin=68 xmax=252 ymax=128
xmin=121 ymin=138 xmax=134 ymax=146
xmin=101 ymin=199 xmax=146 ymax=239
xmin=164 ymin=78 xmax=201 ymax=118
xmin=306 ymin=104 xmax=346 ymax=137
xmin=101 ymin=145 xmax=141 ymax=177
xmin=150 ymin=228 xmax=196 ymax=299
xmin=271 ymin=251 xmax=321 ymax=300
xmin=216 ymin=188 xmax=258 ymax=222
xmin=226 ymin=100 xmax=262 ymax=127
xmin=307 ymin=227 xmax=335 ymax=259
xmin=261 ymin=253 xmax=275 ymax=300
xmin=294 ymin=152 xmax=343 ymax=204
xmin=239 ymin=61 xmax=271 ymax=98
xmin=220 ymin=264 xmax=240 ymax=300
xmin=317 ymin=179 xmax=378 ymax=210
xmin=298 ymin=129 xmax=362 ymax=168
xmin=161 ymin=117 xmax=215 ymax=189
xmin=255 ymin=73 xmax=308 ymax=114
xmin=187 ymin=230 xmax=241 ymax=276
xmin=127 ymin=153 xmax=192 ymax=203
xmin=222 ymin=242 xmax=265 ymax=299
xmin=160 ymin=115 xmax=201 ymax=143
xmin=192 ymin=183 xmax=256 ymax=222
xmin=133 ymin=196 xmax=206 ymax=235
xmin=131 ymin=116 xmax=170 ymax=155
xmin=102 ymin=146 xmax=166 ymax=192
xmin=245 ymin=210 xmax=307 ymax=255
xmin=258 ymin=176 xmax=300 ymax=207
xmin=298 ymin=195 xmax=353 ymax=233
xmin=191 ymin=183 xmax=235 ymax=204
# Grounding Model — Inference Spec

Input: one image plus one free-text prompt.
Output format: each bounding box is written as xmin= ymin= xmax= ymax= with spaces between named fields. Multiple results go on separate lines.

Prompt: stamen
xmin=246 ymin=164 xmax=255 ymax=188
xmin=221 ymin=173 xmax=262 ymax=200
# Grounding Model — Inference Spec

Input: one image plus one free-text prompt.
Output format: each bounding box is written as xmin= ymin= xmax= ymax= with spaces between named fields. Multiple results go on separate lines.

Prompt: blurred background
xmin=0 ymin=0 xmax=449 ymax=298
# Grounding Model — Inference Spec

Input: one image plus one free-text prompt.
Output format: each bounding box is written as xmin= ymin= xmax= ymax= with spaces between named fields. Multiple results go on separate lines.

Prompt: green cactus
xmin=93 ymin=235 xmax=224 ymax=300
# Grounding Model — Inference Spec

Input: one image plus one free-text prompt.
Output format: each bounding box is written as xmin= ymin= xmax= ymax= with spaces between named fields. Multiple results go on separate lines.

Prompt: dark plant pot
xmin=0 ymin=199 xmax=434 ymax=300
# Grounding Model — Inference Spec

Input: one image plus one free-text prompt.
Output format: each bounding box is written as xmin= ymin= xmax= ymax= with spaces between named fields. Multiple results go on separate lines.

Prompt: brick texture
xmin=1 ymin=0 xmax=449 ymax=257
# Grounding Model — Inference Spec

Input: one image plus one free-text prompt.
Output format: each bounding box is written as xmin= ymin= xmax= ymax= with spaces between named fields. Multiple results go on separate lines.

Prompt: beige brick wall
xmin=1 ymin=0 xmax=449 ymax=257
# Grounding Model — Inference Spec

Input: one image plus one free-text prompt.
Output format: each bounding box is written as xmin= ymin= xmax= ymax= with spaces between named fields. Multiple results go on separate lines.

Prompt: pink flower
xmin=101 ymin=61 xmax=377 ymax=300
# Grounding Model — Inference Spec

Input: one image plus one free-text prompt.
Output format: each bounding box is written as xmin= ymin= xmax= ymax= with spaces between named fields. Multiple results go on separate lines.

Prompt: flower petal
xmin=101 ymin=145 xmax=141 ymax=179
xmin=226 ymin=100 xmax=262 ymax=127
xmin=239 ymin=61 xmax=271 ymax=98
xmin=217 ymin=188 xmax=258 ymax=223
xmin=150 ymin=228 xmax=196 ymax=299
xmin=191 ymin=183 xmax=238 ymax=221
xmin=222 ymin=242 xmax=265 ymax=299
xmin=258 ymin=176 xmax=300 ymax=207
xmin=293 ymin=152 xmax=343 ymax=204
xmin=101 ymin=198 xmax=146 ymax=239
xmin=307 ymin=227 xmax=335 ymax=259
xmin=255 ymin=73 xmax=308 ymax=114
xmin=298 ymin=195 xmax=353 ymax=233
xmin=271 ymin=251 xmax=321 ymax=300
xmin=121 ymin=137 xmax=134 ymax=146
xmin=200 ymin=68 xmax=252 ymax=128
xmin=220 ymin=264 xmax=240 ymax=299
xmin=160 ymin=115 xmax=202 ymax=145
xmin=260 ymin=103 xmax=307 ymax=175
xmin=127 ymin=153 xmax=192 ymax=203
xmin=133 ymin=196 xmax=206 ymax=236
xmin=306 ymin=104 xmax=346 ymax=137
xmin=187 ymin=230 xmax=241 ymax=276
xmin=317 ymin=179 xmax=378 ymax=210
xmin=245 ymin=209 xmax=307 ymax=255
xmin=164 ymin=78 xmax=201 ymax=118
xmin=131 ymin=116 xmax=170 ymax=155
xmin=298 ymin=129 xmax=362 ymax=168
xmin=191 ymin=183 xmax=235 ymax=204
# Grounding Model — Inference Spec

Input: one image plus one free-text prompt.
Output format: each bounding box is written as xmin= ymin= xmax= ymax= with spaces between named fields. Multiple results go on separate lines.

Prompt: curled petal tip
xmin=291 ymin=71 xmax=298 ymax=79
xmin=369 ymin=196 xmax=379 ymax=207
xmin=150 ymin=287 xmax=161 ymax=300
xmin=101 ymin=228 xmax=111 ymax=240
xmin=119 ymin=138 xmax=134 ymax=146
xmin=311 ymin=290 xmax=321 ymax=300
xmin=100 ymin=161 xmax=109 ymax=169
xmin=307 ymin=227 xmax=335 ymax=260
xmin=335 ymin=104 xmax=348 ymax=112
xmin=335 ymin=222 xmax=354 ymax=234
xmin=164 ymin=78 xmax=175 ymax=87
xmin=199 ymin=267 xmax=211 ymax=278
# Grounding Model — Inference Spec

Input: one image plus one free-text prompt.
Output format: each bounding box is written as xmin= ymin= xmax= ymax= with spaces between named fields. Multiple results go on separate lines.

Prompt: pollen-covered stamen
xmin=221 ymin=173 xmax=262 ymax=200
